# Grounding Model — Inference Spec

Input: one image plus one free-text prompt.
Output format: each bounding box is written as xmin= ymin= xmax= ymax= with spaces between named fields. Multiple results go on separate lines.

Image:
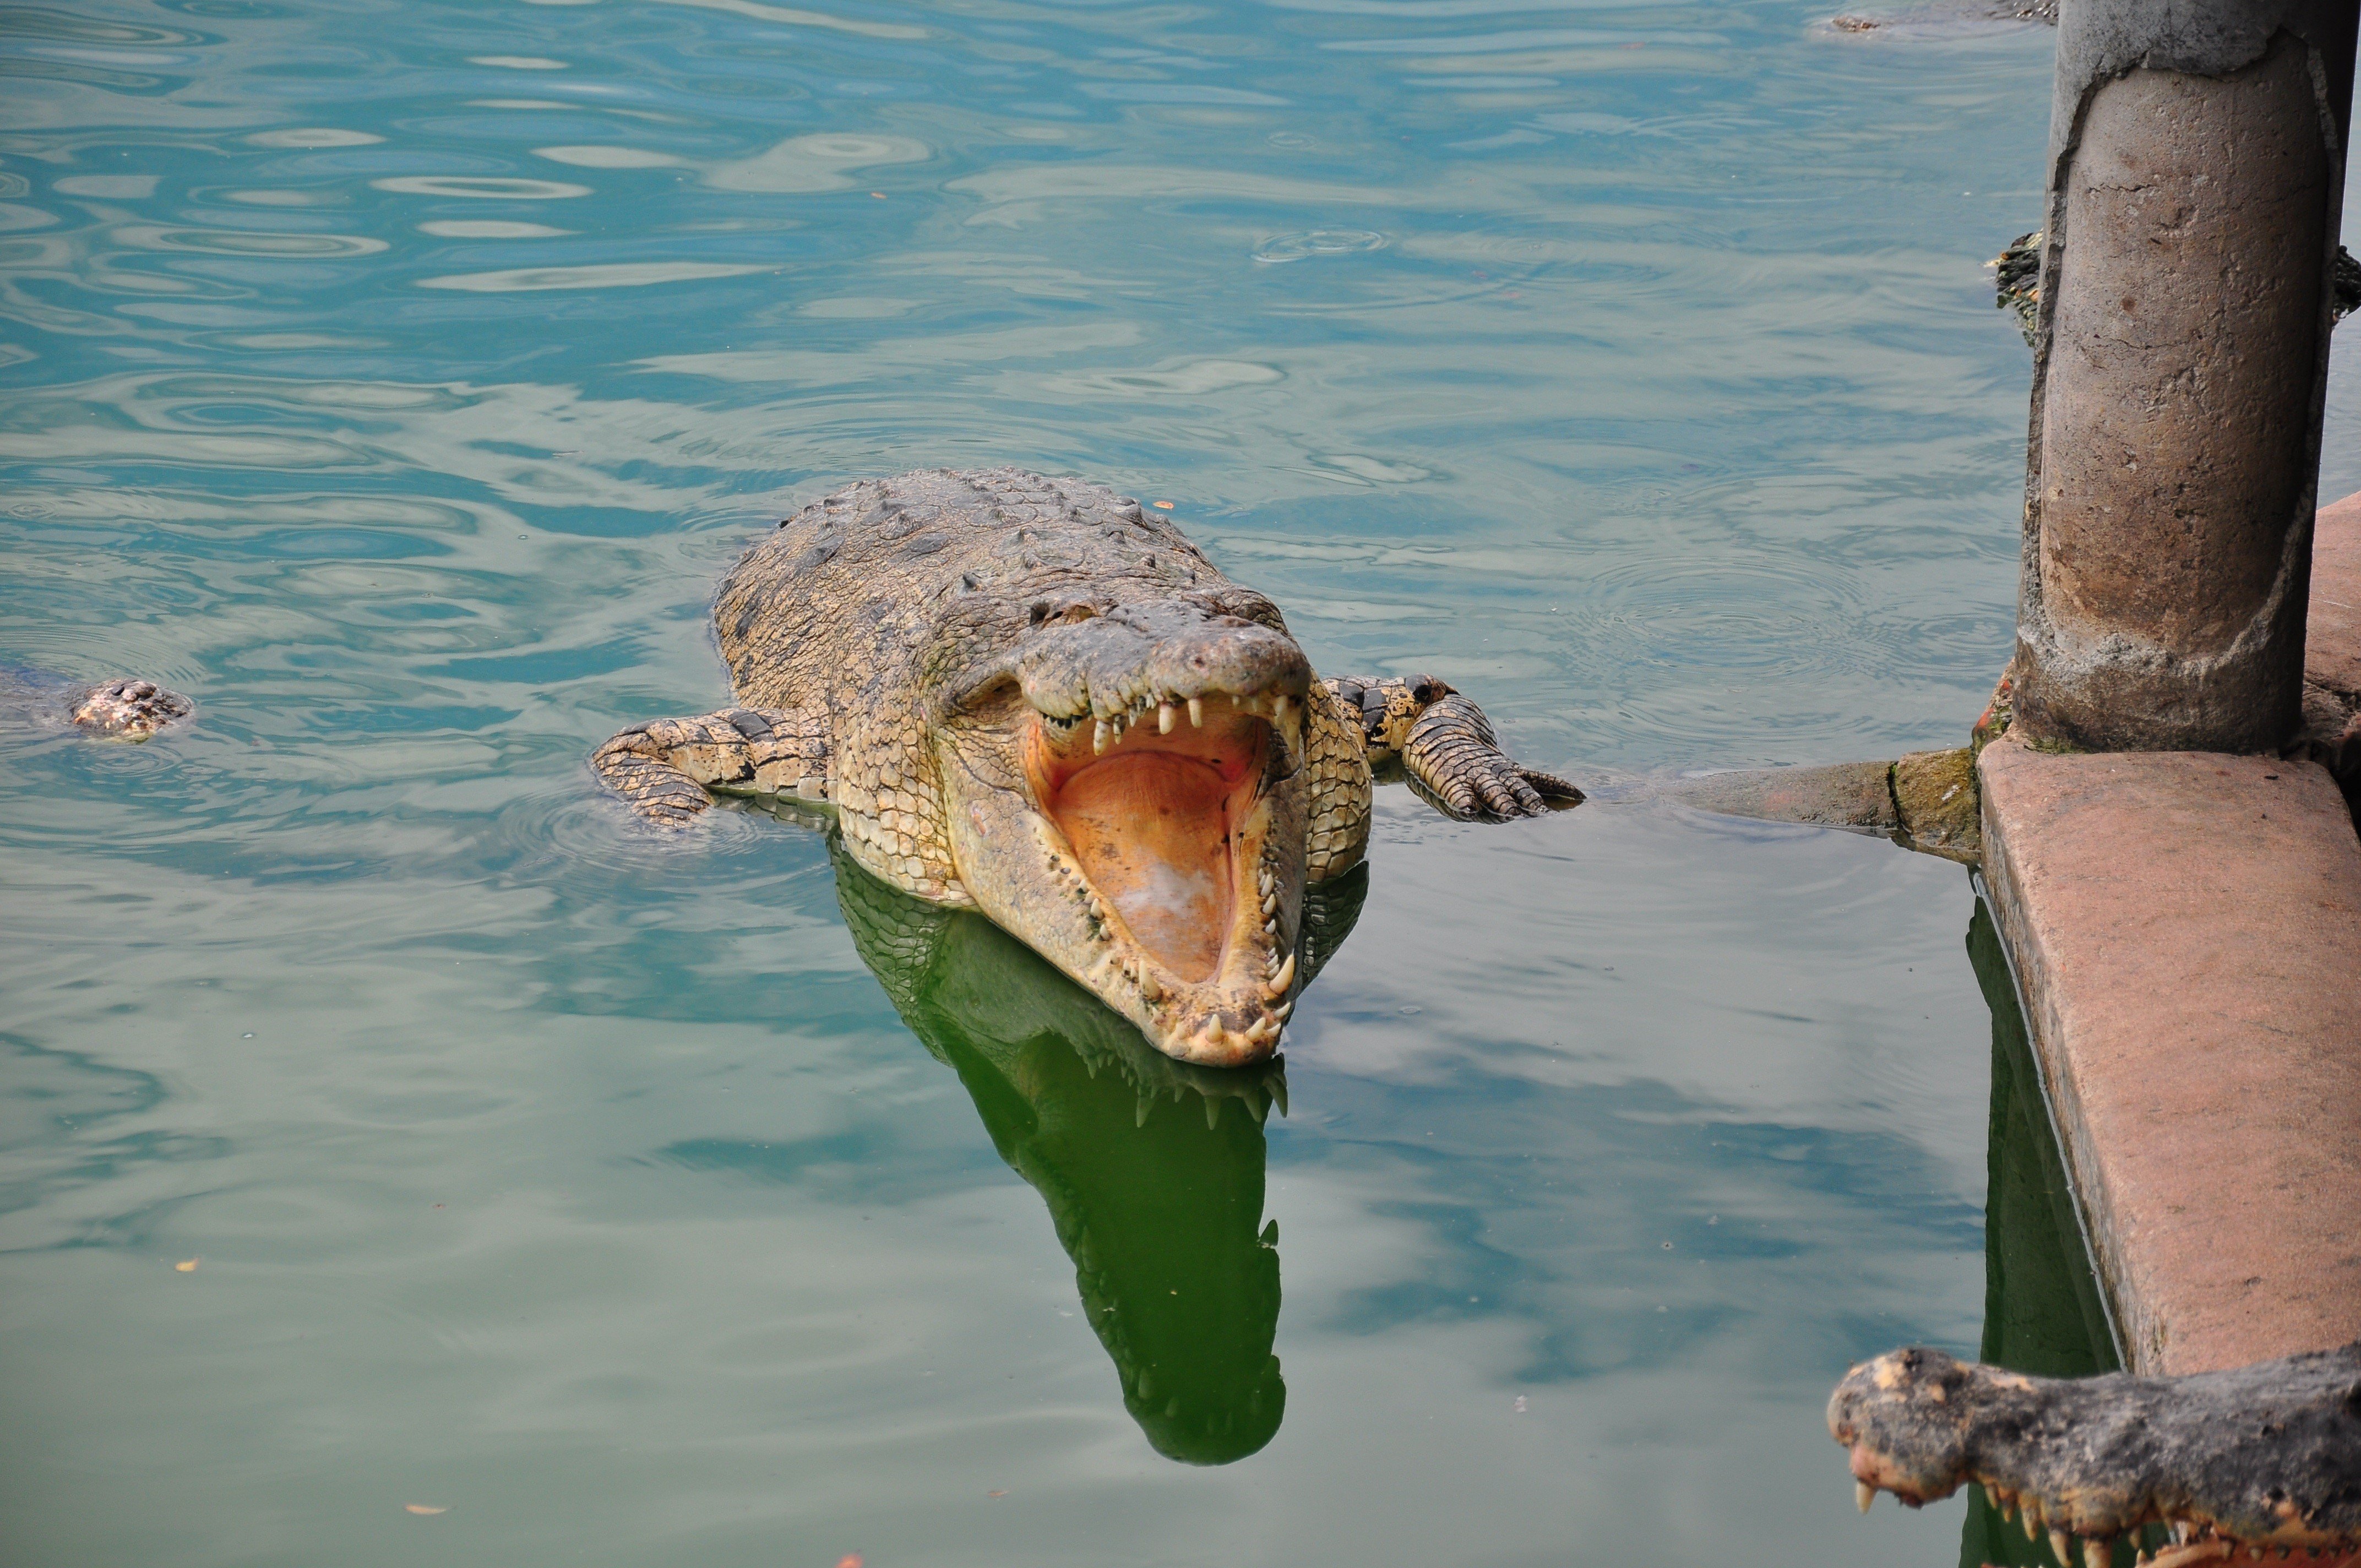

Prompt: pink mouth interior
xmin=1026 ymin=707 xmax=1268 ymax=984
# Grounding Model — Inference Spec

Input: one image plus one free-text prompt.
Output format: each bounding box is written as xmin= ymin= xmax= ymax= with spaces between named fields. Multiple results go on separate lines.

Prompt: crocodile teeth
xmin=1272 ymin=693 xmax=1293 ymax=727
xmin=2084 ymin=1538 xmax=2112 ymax=1568
xmin=1257 ymin=867 xmax=1274 ymax=898
xmin=1188 ymin=696 xmax=1203 ymax=727
xmin=1158 ymin=701 xmax=1176 ymax=734
xmin=1270 ymin=998 xmax=1294 ymax=1021
xmin=1093 ymin=720 xmax=1109 ymax=754
xmin=2050 ymin=1530 xmax=2074 ymax=1565
xmin=1857 ymin=1483 xmax=1875 ymax=1515
xmin=1260 ymin=892 xmax=1279 ymax=918
xmin=1270 ymin=1077 xmax=1287 ymax=1116
xmin=1263 ymin=918 xmax=1278 ymax=940
xmin=1263 ymin=950 xmax=1297 ymax=998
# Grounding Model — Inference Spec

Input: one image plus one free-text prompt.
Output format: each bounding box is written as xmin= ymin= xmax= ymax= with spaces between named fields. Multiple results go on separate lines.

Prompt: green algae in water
xmin=0 ymin=0 xmax=2162 ymax=1561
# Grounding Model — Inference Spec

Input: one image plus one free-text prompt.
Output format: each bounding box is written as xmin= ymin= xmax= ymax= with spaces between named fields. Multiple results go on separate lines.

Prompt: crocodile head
xmin=930 ymin=590 xmax=1312 ymax=1069
xmin=1830 ymin=1344 xmax=2361 ymax=1568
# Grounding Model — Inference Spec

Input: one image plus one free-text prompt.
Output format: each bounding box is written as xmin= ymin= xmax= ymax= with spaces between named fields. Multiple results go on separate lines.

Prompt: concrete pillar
xmin=2013 ymin=0 xmax=2358 ymax=753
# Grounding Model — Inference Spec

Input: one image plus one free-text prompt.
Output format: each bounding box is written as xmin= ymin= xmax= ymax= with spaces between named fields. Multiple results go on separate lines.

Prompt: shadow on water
xmin=1959 ymin=899 xmax=2124 ymax=1568
xmin=825 ymin=830 xmax=1370 ymax=1465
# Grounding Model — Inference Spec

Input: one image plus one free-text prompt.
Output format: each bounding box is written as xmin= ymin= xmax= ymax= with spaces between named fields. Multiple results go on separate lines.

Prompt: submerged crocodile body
xmin=592 ymin=467 xmax=1579 ymax=1067
xmin=1831 ymin=1344 xmax=2361 ymax=1568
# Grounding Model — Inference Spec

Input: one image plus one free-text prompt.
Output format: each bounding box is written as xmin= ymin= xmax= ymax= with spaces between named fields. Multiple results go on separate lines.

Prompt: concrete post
xmin=2013 ymin=0 xmax=2358 ymax=753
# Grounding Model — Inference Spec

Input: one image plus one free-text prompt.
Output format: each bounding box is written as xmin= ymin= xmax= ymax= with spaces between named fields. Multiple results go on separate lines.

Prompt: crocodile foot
xmin=70 ymin=678 xmax=192 ymax=739
xmin=1831 ymin=1344 xmax=2361 ymax=1568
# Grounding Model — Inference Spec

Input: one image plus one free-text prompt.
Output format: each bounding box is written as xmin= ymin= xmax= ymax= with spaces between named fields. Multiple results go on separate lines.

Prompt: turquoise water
xmin=0 ymin=1 xmax=2200 ymax=1563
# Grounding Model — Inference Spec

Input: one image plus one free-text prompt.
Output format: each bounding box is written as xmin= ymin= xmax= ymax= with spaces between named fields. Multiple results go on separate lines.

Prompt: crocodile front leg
xmin=591 ymin=705 xmax=831 ymax=825
xmin=1323 ymin=675 xmax=1584 ymax=821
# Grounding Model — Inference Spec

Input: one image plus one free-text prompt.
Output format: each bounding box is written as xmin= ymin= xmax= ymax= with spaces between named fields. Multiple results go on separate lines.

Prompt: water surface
xmin=0 ymin=0 xmax=2264 ymax=1562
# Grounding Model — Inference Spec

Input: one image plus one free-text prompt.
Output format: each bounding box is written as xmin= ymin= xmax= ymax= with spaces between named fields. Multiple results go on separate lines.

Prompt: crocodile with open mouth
xmin=590 ymin=467 xmax=1580 ymax=1068
xmin=1830 ymin=1342 xmax=2361 ymax=1568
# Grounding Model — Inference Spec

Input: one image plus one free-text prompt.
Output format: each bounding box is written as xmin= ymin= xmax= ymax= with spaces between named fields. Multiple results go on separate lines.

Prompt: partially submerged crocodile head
xmin=1830 ymin=1344 xmax=2361 ymax=1568
xmin=928 ymin=588 xmax=1314 ymax=1069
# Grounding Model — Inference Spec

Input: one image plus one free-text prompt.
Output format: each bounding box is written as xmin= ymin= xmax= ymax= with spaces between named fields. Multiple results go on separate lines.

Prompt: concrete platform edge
xmin=1974 ymin=734 xmax=2361 ymax=1375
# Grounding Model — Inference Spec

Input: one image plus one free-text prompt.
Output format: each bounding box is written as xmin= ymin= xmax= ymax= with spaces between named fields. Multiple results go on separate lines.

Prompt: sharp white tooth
xmin=1258 ymin=867 xmax=1274 ymax=897
xmin=1205 ymin=1097 xmax=1221 ymax=1130
xmin=1265 ymin=950 xmax=1297 ymax=996
xmin=1261 ymin=892 xmax=1279 ymax=918
xmin=1111 ymin=714 xmax=1125 ymax=741
xmin=1274 ymin=693 xmax=1293 ymax=727
xmin=2050 ymin=1530 xmax=2074 ymax=1565
xmin=1159 ymin=702 xmax=1176 ymax=734
xmin=1271 ymin=999 xmax=1294 ymax=1021
xmin=1094 ymin=720 xmax=1109 ymax=754
xmin=1264 ymin=918 xmax=1278 ymax=939
xmin=1188 ymin=696 xmax=1203 ymax=727
xmin=1857 ymin=1483 xmax=1875 ymax=1515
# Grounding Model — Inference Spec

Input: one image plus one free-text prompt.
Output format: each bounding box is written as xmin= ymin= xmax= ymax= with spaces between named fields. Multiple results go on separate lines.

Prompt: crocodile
xmin=591 ymin=466 xmax=1580 ymax=1068
xmin=1830 ymin=1343 xmax=2361 ymax=1568
xmin=0 ymin=671 xmax=194 ymax=739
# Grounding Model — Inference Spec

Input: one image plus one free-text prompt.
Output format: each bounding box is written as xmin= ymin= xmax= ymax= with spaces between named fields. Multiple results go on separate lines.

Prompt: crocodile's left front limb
xmin=591 ymin=704 xmax=831 ymax=824
xmin=1324 ymin=675 xmax=1584 ymax=821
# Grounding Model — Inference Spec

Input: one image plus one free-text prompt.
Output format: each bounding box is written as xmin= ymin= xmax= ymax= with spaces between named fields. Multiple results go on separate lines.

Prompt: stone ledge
xmin=1977 ymin=734 xmax=2361 ymax=1374
xmin=2298 ymin=489 xmax=2361 ymax=808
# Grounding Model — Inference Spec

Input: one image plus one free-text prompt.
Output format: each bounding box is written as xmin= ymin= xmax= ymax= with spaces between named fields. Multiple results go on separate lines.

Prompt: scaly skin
xmin=69 ymin=677 xmax=192 ymax=739
xmin=592 ymin=467 xmax=1579 ymax=1066
xmin=1830 ymin=1344 xmax=2361 ymax=1568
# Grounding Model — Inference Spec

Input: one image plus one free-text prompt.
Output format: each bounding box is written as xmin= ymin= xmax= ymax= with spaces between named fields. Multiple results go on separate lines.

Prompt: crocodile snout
xmin=1018 ymin=600 xmax=1311 ymax=723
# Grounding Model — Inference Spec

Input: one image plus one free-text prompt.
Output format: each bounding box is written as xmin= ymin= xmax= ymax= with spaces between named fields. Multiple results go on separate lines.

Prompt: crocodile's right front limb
xmin=1323 ymin=675 xmax=1584 ymax=821
xmin=591 ymin=705 xmax=831 ymax=824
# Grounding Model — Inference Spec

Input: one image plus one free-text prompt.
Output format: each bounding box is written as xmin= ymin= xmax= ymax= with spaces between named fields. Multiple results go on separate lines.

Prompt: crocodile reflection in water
xmin=816 ymin=818 xmax=1370 ymax=1464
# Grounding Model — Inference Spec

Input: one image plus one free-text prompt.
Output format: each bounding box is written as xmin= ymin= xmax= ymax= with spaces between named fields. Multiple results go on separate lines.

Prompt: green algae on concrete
xmin=1957 ymin=901 xmax=2124 ymax=1568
